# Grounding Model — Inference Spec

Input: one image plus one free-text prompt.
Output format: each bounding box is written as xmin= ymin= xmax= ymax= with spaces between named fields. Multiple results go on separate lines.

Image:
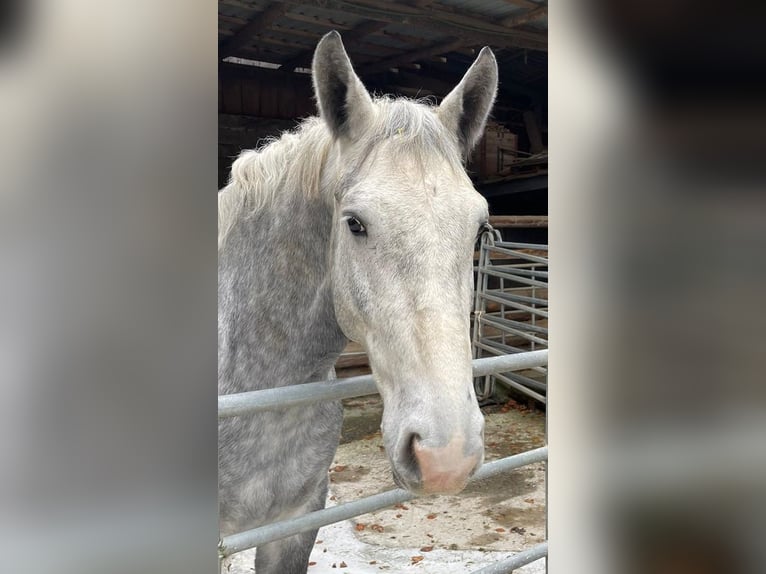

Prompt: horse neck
xmin=218 ymin=184 xmax=347 ymax=394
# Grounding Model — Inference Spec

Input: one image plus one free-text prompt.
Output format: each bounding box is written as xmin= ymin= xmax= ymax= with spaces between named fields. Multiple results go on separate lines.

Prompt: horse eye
xmin=346 ymin=217 xmax=366 ymax=236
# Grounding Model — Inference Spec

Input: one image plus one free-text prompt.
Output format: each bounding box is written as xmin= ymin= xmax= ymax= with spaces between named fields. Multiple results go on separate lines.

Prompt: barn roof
xmin=218 ymin=1 xmax=547 ymax=95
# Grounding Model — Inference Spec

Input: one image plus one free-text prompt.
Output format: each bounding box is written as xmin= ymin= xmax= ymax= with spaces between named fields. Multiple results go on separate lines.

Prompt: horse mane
xmin=218 ymin=97 xmax=463 ymax=248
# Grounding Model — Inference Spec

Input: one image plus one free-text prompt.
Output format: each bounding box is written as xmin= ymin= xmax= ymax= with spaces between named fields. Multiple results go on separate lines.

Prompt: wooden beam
xmin=281 ymin=11 xmax=355 ymax=31
xmin=325 ymin=0 xmax=547 ymax=49
xmin=489 ymin=215 xmax=548 ymax=228
xmin=497 ymin=0 xmax=541 ymax=9
xmin=501 ymin=7 xmax=547 ymax=28
xmin=363 ymin=38 xmax=470 ymax=74
xmin=278 ymin=0 xmax=546 ymax=52
xmin=218 ymin=14 xmax=248 ymax=26
xmin=220 ymin=3 xmax=287 ymax=60
xmin=279 ymin=20 xmax=389 ymax=72
xmin=219 ymin=0 xmax=259 ymax=9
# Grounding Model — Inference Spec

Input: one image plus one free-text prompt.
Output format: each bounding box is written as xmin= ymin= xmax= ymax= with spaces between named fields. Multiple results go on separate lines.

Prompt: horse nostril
xmin=402 ymin=433 xmax=421 ymax=472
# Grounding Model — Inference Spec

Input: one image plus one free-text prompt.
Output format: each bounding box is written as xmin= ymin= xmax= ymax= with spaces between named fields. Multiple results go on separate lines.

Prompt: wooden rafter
xmin=279 ymin=20 xmax=389 ymax=71
xmin=220 ymin=3 xmax=287 ymax=60
xmin=277 ymin=1 xmax=546 ymax=52
xmin=363 ymin=38 xmax=469 ymax=74
xmin=501 ymin=6 xmax=547 ymax=28
xmin=324 ymin=0 xmax=546 ymax=47
xmin=218 ymin=1 xmax=547 ymax=78
xmin=497 ymin=0 xmax=542 ymax=9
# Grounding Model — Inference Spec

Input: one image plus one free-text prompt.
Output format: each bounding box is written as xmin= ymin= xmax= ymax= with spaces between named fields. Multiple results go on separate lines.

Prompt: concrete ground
xmin=225 ymin=395 xmax=546 ymax=573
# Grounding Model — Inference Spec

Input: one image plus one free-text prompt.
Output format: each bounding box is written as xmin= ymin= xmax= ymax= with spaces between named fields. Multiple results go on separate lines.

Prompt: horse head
xmin=314 ymin=31 xmax=498 ymax=495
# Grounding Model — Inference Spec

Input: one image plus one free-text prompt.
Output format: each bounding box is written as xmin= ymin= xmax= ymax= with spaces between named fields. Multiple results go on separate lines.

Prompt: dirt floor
xmin=225 ymin=395 xmax=547 ymax=573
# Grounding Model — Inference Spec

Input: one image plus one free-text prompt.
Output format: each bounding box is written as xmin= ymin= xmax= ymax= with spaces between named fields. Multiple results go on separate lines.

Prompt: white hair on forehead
xmin=218 ymin=97 xmax=465 ymax=248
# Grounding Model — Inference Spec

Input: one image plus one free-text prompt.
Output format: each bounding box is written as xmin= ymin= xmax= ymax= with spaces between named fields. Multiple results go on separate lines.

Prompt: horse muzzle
xmin=389 ymin=429 xmax=484 ymax=495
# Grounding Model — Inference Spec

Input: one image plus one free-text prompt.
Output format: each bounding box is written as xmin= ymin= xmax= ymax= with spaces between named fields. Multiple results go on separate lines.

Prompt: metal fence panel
xmin=219 ymin=351 xmax=548 ymax=418
xmin=471 ymin=542 xmax=548 ymax=573
xmin=218 ymin=446 xmax=548 ymax=558
xmin=219 ymin=315 xmax=550 ymax=572
xmin=473 ymin=231 xmax=549 ymax=404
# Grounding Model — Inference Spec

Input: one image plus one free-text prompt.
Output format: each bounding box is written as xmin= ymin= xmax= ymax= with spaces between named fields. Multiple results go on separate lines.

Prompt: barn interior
xmin=218 ymin=0 xmax=547 ymax=235
xmin=218 ymin=0 xmax=549 ymax=417
xmin=218 ymin=3 xmax=549 ymax=571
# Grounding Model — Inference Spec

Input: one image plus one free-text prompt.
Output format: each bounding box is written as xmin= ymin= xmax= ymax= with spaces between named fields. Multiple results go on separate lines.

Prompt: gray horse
xmin=219 ymin=31 xmax=498 ymax=573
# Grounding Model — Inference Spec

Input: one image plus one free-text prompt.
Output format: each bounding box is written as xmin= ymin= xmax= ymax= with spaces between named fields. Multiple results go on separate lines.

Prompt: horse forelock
xmin=218 ymin=97 xmax=464 ymax=247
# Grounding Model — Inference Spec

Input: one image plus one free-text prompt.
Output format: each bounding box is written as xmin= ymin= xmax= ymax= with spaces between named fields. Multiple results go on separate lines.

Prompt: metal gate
xmin=218 ymin=348 xmax=549 ymax=572
xmin=473 ymin=230 xmax=549 ymax=404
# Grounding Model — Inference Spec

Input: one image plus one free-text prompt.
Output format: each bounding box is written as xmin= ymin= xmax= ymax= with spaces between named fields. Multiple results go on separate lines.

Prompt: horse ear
xmin=312 ymin=31 xmax=374 ymax=140
xmin=437 ymin=47 xmax=499 ymax=158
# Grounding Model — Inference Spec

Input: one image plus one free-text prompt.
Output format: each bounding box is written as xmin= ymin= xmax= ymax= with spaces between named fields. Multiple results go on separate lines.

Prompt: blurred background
xmin=0 ymin=1 xmax=219 ymax=573
xmin=1 ymin=1 xmax=764 ymax=573
xmin=550 ymin=2 xmax=766 ymax=573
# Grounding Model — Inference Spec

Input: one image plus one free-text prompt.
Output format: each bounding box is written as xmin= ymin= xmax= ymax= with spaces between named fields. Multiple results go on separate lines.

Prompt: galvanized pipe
xmin=480 ymin=315 xmax=549 ymax=336
xmin=480 ymin=292 xmax=549 ymax=317
xmin=493 ymin=241 xmax=549 ymax=251
xmin=503 ymin=371 xmax=547 ymax=393
xmin=470 ymin=542 xmax=548 ymax=573
xmin=494 ymin=373 xmax=547 ymax=404
xmin=219 ymin=350 xmax=548 ymax=418
xmin=219 ymin=446 xmax=548 ymax=558
xmin=478 ymin=267 xmax=548 ymax=289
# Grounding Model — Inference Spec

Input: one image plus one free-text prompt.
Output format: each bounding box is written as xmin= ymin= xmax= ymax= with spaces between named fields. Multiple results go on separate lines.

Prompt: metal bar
xmin=485 ymin=245 xmax=549 ymax=265
xmin=494 ymin=373 xmax=547 ymax=404
xmin=488 ymin=285 xmax=547 ymax=294
xmin=218 ymin=375 xmax=377 ymax=418
xmin=219 ymin=446 xmax=548 ymax=557
xmin=480 ymin=319 xmax=549 ymax=345
xmin=472 ymin=231 xmax=495 ymax=401
xmin=485 ymin=331 xmax=547 ymax=348
xmin=478 ymin=267 xmax=548 ymax=288
xmin=531 ymin=262 xmax=538 ymax=352
xmin=482 ymin=290 xmax=549 ymax=308
xmin=481 ymin=314 xmax=549 ymax=336
xmin=471 ymin=542 xmax=548 ymax=573
xmin=474 ymin=339 xmax=542 ymax=358
xmin=480 ymin=294 xmax=549 ymax=319
xmin=493 ymin=241 xmax=549 ymax=251
xmin=494 ymin=267 xmax=549 ymax=280
xmin=473 ymin=341 xmax=548 ymax=376
xmin=480 ymin=260 xmax=546 ymax=270
xmin=487 ymin=265 xmax=548 ymax=279
xmin=503 ymin=371 xmax=548 ymax=392
xmin=219 ymin=351 xmax=549 ymax=418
